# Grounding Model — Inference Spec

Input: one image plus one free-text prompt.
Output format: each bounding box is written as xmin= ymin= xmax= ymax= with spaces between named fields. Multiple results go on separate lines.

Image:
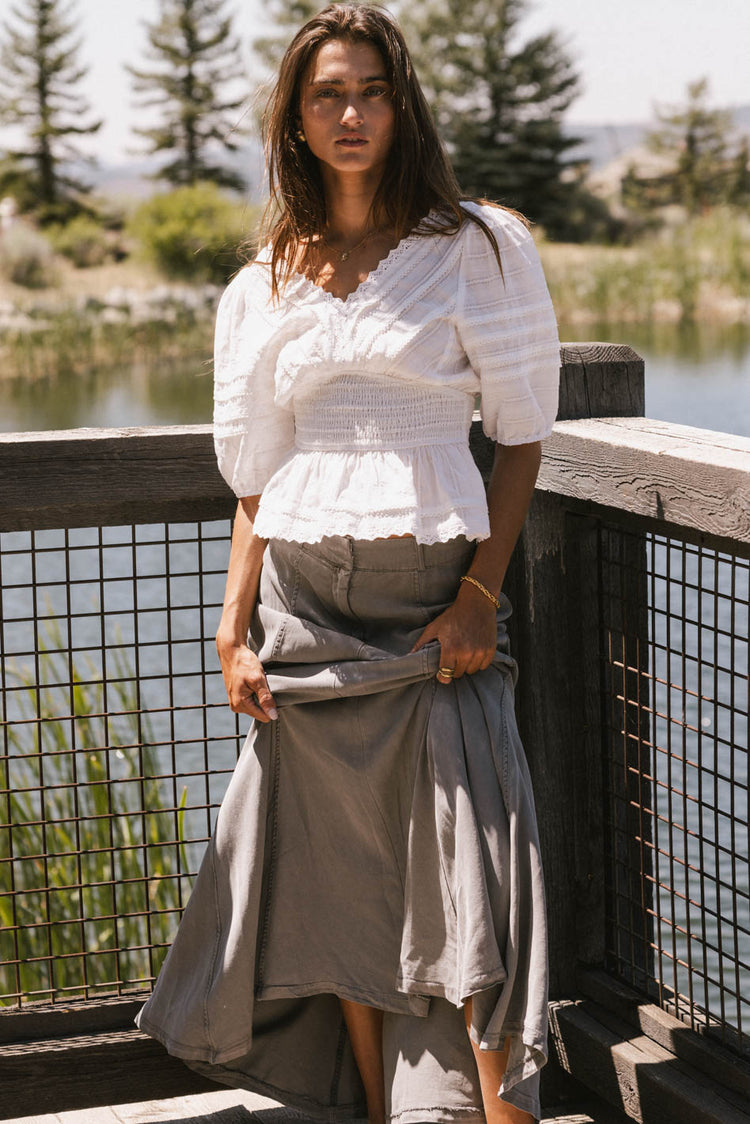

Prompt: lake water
xmin=574 ymin=321 xmax=750 ymax=438
xmin=1 ymin=321 xmax=749 ymax=437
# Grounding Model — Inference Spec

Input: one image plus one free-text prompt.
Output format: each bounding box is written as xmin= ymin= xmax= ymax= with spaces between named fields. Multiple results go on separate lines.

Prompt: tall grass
xmin=0 ymin=305 xmax=213 ymax=382
xmin=539 ymin=206 xmax=750 ymax=325
xmin=1 ymin=617 xmax=188 ymax=1005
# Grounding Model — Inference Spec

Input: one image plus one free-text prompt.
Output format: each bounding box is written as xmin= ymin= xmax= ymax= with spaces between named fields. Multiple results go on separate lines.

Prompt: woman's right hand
xmin=216 ymin=637 xmax=278 ymax=723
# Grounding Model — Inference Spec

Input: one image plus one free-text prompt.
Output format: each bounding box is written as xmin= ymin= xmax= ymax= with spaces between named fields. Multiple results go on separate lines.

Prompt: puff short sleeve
xmin=456 ymin=206 xmax=560 ymax=445
xmin=212 ymin=267 xmax=295 ymax=498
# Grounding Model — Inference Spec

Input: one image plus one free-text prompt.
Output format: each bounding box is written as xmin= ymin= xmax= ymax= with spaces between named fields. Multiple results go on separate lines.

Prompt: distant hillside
xmin=565 ymin=123 xmax=648 ymax=170
xmin=61 ymin=105 xmax=750 ymax=201
xmin=83 ymin=140 xmax=266 ymax=204
xmin=566 ymin=104 xmax=750 ymax=170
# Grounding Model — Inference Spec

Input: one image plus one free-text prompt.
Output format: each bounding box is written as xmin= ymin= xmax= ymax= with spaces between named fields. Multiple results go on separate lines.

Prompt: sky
xmin=1 ymin=0 xmax=749 ymax=165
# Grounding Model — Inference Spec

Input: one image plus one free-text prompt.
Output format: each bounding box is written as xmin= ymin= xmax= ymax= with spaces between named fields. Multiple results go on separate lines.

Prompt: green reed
xmin=0 ymin=305 xmax=213 ymax=382
xmin=0 ymin=617 xmax=189 ymax=1005
xmin=540 ymin=206 xmax=750 ymax=325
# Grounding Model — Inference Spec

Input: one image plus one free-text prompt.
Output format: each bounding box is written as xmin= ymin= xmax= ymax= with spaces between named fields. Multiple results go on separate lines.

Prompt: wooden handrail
xmin=2 ymin=342 xmax=748 ymax=551
xmin=3 ymin=415 xmax=748 ymax=543
xmin=538 ymin=416 xmax=750 ymax=547
xmin=0 ymin=424 xmax=234 ymax=531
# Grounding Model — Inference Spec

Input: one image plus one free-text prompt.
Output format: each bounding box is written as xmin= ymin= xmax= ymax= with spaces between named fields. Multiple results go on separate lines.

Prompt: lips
xmin=336 ymin=136 xmax=368 ymax=147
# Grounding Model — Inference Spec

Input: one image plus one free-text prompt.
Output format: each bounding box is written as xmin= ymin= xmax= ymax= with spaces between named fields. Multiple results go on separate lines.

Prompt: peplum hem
xmin=136 ymin=535 xmax=548 ymax=1121
xmin=253 ymin=443 xmax=491 ymax=544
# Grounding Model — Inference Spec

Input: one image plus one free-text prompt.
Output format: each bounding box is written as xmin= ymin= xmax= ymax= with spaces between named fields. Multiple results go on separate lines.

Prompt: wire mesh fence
xmin=601 ymin=521 xmax=750 ymax=1057
xmin=0 ymin=519 xmax=243 ymax=1007
xmin=1 ymin=503 xmax=748 ymax=1069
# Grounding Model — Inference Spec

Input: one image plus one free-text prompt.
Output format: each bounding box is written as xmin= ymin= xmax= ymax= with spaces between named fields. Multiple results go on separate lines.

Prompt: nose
xmin=340 ymin=98 xmax=364 ymax=127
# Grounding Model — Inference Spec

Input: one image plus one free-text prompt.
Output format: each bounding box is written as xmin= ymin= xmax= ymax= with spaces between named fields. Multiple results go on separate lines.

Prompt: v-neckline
xmin=290 ymin=226 xmax=422 ymax=307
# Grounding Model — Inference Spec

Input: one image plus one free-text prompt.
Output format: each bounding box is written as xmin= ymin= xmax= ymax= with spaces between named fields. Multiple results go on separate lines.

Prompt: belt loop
xmin=415 ymin=539 xmax=426 ymax=570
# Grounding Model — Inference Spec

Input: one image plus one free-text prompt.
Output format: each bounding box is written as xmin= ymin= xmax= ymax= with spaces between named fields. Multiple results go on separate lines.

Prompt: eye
xmin=365 ymin=85 xmax=389 ymax=97
xmin=315 ymin=87 xmax=339 ymax=98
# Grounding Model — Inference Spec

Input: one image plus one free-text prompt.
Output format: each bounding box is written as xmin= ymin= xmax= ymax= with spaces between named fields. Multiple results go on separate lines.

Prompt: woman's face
xmin=298 ymin=38 xmax=395 ymax=181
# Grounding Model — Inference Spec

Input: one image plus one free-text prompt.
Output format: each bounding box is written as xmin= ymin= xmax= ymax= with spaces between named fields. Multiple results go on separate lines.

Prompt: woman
xmin=136 ymin=5 xmax=559 ymax=1123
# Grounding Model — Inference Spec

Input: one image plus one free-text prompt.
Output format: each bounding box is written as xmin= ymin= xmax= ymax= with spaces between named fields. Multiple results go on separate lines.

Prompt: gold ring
xmin=438 ymin=666 xmax=455 ymax=678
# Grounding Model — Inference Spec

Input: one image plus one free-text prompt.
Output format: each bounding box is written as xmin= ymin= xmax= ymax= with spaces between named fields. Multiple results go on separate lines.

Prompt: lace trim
xmin=285 ymin=225 xmax=426 ymax=306
xmin=253 ymin=503 xmax=490 ymax=546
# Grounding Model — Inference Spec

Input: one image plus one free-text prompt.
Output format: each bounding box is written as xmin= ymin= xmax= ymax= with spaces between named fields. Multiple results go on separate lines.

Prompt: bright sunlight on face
xmin=299 ymin=39 xmax=395 ymax=181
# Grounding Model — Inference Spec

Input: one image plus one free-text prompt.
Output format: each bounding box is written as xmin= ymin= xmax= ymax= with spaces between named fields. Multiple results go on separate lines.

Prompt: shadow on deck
xmin=3 ymin=1083 xmax=629 ymax=1123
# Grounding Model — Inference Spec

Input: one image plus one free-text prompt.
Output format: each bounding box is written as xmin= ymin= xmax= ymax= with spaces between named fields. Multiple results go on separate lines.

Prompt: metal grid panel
xmin=0 ymin=520 xmax=243 ymax=1007
xmin=601 ymin=523 xmax=750 ymax=1055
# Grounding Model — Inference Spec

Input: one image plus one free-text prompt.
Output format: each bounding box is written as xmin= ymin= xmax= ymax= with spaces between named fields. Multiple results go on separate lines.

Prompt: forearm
xmin=216 ymin=496 xmax=268 ymax=653
xmin=463 ymin=441 xmax=542 ymax=599
xmin=411 ymin=440 xmax=542 ymax=679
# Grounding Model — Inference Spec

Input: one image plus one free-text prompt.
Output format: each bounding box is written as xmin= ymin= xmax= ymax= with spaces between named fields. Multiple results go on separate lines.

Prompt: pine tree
xmin=0 ymin=0 xmax=102 ymax=223
xmin=396 ymin=0 xmax=581 ymax=234
xmin=254 ymin=0 xmax=325 ymax=74
xmin=127 ymin=0 xmax=250 ymax=192
xmin=726 ymin=138 xmax=750 ymax=207
xmin=646 ymin=78 xmax=730 ymax=214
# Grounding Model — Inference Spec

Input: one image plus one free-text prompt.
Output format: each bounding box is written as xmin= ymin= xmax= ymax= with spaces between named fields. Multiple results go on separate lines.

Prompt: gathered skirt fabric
xmin=136 ymin=535 xmax=549 ymax=1122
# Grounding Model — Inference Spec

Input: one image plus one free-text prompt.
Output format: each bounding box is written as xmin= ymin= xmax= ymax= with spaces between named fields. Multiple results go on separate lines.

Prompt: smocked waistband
xmin=293 ymin=374 xmax=473 ymax=451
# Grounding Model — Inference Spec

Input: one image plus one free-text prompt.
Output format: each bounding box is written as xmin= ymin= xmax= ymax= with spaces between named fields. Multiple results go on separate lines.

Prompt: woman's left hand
xmin=410 ymin=582 xmax=497 ymax=683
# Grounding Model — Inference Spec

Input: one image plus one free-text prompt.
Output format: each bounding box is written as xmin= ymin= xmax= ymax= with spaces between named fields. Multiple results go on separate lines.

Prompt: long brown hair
xmin=258 ymin=3 xmax=522 ymax=298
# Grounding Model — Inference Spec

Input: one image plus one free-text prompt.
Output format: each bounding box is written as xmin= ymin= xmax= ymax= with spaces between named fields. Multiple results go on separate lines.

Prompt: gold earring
xmin=297 ymin=128 xmax=307 ymax=143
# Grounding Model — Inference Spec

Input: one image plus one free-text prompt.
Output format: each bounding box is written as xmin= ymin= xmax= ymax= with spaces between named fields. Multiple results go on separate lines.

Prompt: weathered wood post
xmin=471 ymin=342 xmax=648 ymax=1003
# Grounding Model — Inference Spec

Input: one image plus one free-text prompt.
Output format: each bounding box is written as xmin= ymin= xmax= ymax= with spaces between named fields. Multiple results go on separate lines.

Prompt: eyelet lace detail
xmin=288 ymin=228 xmax=424 ymax=306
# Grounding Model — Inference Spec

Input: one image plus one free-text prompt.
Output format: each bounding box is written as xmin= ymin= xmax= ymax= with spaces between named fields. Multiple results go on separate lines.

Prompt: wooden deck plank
xmin=2 ymin=1088 xmax=291 ymax=1124
xmin=3 ymin=1098 xmax=616 ymax=1124
xmin=541 ymin=1117 xmax=598 ymax=1123
xmin=112 ymin=1089 xmax=289 ymax=1122
xmin=3 ymin=1108 xmax=123 ymax=1124
xmin=549 ymin=997 xmax=750 ymax=1123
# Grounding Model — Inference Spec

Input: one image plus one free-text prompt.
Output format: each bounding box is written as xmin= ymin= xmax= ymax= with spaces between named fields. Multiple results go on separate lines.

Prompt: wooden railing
xmin=1 ymin=344 xmax=749 ymax=1122
xmin=503 ymin=348 xmax=750 ymax=1124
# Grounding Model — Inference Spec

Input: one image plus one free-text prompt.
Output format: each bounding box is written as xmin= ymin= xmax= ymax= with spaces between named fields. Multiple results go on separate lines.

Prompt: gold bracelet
xmin=460 ymin=574 xmax=501 ymax=608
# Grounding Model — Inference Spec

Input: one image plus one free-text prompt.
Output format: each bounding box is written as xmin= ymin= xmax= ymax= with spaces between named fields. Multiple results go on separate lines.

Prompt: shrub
xmin=0 ymin=223 xmax=57 ymax=288
xmin=49 ymin=215 xmax=110 ymax=268
xmin=546 ymin=184 xmax=626 ymax=245
xmin=126 ymin=182 xmax=255 ymax=284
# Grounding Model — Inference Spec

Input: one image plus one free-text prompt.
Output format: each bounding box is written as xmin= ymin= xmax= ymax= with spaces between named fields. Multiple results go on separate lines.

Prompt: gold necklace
xmin=320 ymin=228 xmax=378 ymax=262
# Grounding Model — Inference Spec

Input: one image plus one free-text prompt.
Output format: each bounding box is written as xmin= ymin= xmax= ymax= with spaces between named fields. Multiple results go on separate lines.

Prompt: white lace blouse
xmin=213 ymin=201 xmax=560 ymax=544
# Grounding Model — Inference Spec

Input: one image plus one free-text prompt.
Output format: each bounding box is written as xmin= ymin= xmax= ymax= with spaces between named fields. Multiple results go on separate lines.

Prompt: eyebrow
xmin=309 ymin=75 xmax=389 ymax=86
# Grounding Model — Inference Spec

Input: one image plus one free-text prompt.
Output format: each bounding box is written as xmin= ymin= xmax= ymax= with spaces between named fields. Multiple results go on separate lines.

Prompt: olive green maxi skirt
xmin=136 ymin=534 xmax=549 ymax=1122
